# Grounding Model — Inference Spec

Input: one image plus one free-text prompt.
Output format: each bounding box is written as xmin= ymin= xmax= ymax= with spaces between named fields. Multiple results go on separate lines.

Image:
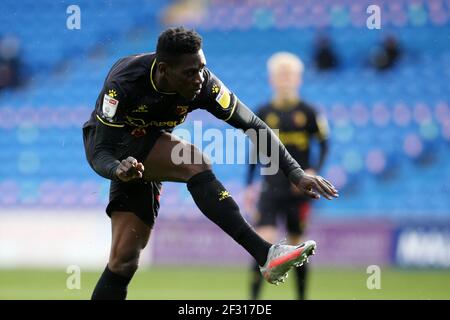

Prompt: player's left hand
xmin=290 ymin=168 xmax=317 ymax=195
xmin=295 ymin=173 xmax=339 ymax=200
xmin=116 ymin=156 xmax=145 ymax=182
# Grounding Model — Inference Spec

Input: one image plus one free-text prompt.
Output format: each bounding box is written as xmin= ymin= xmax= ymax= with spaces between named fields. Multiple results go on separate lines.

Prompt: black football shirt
xmin=84 ymin=52 xmax=237 ymax=135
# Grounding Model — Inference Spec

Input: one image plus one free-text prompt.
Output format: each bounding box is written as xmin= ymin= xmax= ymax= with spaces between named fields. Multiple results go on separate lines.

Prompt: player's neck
xmin=272 ymin=94 xmax=300 ymax=110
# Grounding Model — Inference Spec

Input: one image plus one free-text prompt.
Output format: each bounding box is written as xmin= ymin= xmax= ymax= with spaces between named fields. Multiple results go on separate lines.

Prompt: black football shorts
xmin=256 ymin=191 xmax=311 ymax=235
xmin=83 ymin=125 xmax=164 ymax=227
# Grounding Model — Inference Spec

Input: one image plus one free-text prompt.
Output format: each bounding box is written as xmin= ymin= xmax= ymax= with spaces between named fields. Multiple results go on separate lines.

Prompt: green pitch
xmin=0 ymin=266 xmax=449 ymax=300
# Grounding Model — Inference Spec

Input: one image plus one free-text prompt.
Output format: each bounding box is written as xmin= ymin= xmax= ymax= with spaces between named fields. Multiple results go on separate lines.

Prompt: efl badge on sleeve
xmin=102 ymin=94 xmax=119 ymax=118
xmin=215 ymin=85 xmax=231 ymax=109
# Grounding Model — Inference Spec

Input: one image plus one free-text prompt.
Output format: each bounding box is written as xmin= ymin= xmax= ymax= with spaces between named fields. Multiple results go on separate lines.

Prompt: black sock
xmin=91 ymin=265 xmax=132 ymax=300
xmin=187 ymin=170 xmax=271 ymax=266
xmin=250 ymin=261 xmax=263 ymax=299
xmin=295 ymin=264 xmax=308 ymax=300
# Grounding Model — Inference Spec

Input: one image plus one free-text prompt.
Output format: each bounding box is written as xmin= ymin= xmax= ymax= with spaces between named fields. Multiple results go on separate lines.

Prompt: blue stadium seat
xmin=0 ymin=0 xmax=449 ymax=217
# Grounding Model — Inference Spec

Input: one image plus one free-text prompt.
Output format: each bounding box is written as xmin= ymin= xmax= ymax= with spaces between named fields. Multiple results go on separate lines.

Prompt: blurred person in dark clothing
xmin=313 ymin=35 xmax=339 ymax=71
xmin=370 ymin=35 xmax=402 ymax=70
xmin=245 ymin=52 xmax=330 ymax=300
xmin=0 ymin=34 xmax=22 ymax=90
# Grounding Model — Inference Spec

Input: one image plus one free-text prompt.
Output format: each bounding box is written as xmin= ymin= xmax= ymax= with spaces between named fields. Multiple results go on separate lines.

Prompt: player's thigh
xmin=109 ymin=211 xmax=152 ymax=261
xmin=143 ymin=132 xmax=211 ymax=182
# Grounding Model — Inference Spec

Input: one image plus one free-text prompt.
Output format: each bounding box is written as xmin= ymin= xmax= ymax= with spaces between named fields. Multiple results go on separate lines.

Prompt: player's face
xmin=269 ymin=63 xmax=302 ymax=97
xmin=166 ymin=49 xmax=206 ymax=100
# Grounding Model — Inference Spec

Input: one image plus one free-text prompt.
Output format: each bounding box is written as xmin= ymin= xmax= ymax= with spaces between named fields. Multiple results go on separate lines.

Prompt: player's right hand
xmin=290 ymin=168 xmax=317 ymax=195
xmin=294 ymin=173 xmax=339 ymax=200
xmin=115 ymin=156 xmax=145 ymax=182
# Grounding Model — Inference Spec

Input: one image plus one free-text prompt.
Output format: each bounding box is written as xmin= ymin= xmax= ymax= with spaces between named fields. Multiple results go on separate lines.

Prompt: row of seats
xmin=191 ymin=0 xmax=450 ymax=30
xmin=1 ymin=157 xmax=449 ymax=214
xmin=1 ymin=101 xmax=448 ymax=128
xmin=0 ymin=1 xmax=448 ymax=217
xmin=1 ymin=72 xmax=448 ymax=109
xmin=0 ymin=0 xmax=167 ymax=73
xmin=0 ymin=131 xmax=446 ymax=178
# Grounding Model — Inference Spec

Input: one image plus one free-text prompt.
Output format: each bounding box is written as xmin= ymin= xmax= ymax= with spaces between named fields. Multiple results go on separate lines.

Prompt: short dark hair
xmin=156 ymin=27 xmax=202 ymax=64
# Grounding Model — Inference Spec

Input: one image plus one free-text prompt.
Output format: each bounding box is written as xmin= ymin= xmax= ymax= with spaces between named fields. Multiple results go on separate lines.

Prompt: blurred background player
xmin=245 ymin=52 xmax=329 ymax=300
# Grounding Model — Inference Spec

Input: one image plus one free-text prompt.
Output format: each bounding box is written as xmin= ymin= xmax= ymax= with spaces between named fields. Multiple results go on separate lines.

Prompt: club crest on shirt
xmin=131 ymin=128 xmax=147 ymax=138
xmin=175 ymin=105 xmax=188 ymax=116
xmin=293 ymin=111 xmax=306 ymax=127
xmin=265 ymin=112 xmax=280 ymax=128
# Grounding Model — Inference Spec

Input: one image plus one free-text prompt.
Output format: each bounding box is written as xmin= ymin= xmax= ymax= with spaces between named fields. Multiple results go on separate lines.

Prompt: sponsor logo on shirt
xmin=125 ymin=115 xmax=187 ymax=128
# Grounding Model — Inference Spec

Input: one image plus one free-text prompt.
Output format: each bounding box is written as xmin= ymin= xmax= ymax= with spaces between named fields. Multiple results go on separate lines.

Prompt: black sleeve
xmin=246 ymin=108 xmax=264 ymax=186
xmin=309 ymin=111 xmax=330 ymax=172
xmin=316 ymin=139 xmax=329 ymax=172
xmin=227 ymin=99 xmax=305 ymax=185
xmin=88 ymin=80 xmax=130 ymax=181
xmin=194 ymin=69 xmax=238 ymax=121
xmin=95 ymin=81 xmax=127 ymax=127
xmin=90 ymin=121 xmax=124 ymax=181
xmin=246 ymin=149 xmax=258 ymax=185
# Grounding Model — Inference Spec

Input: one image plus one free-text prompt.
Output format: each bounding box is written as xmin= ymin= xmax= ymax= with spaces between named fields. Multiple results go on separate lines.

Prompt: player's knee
xmin=185 ymin=162 xmax=211 ymax=180
xmin=181 ymin=153 xmax=212 ymax=180
xmin=194 ymin=160 xmax=212 ymax=174
xmin=109 ymin=251 xmax=140 ymax=277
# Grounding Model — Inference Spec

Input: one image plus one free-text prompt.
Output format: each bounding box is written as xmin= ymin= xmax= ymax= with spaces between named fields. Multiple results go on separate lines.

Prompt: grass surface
xmin=0 ymin=266 xmax=449 ymax=300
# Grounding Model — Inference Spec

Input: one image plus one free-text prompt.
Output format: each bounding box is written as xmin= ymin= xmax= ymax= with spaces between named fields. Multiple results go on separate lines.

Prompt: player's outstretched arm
xmin=226 ymin=100 xmax=338 ymax=200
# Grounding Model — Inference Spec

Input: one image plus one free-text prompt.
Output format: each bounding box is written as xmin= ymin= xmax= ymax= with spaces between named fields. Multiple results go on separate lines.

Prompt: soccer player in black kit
xmin=82 ymin=27 xmax=338 ymax=300
xmin=245 ymin=52 xmax=330 ymax=300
